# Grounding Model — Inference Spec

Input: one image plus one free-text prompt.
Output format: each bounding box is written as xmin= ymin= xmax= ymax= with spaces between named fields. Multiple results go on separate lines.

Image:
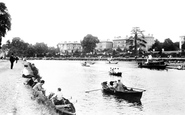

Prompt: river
xmin=29 ymin=60 xmax=185 ymax=115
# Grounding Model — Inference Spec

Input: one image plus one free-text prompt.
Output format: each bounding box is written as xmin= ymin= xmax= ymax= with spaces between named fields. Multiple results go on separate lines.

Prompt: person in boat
xmin=116 ymin=80 xmax=127 ymax=92
xmin=146 ymin=54 xmax=153 ymax=64
xmin=52 ymin=88 xmax=66 ymax=105
xmin=102 ymin=81 xmax=109 ymax=89
xmin=113 ymin=81 xmax=118 ymax=88
xmin=33 ymin=80 xmax=46 ymax=97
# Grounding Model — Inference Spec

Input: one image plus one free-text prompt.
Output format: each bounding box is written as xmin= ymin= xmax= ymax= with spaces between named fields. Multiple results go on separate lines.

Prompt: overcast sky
xmin=1 ymin=0 xmax=185 ymax=47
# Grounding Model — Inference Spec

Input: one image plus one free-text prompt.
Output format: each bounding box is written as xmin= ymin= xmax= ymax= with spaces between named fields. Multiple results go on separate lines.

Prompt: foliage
xmin=162 ymin=38 xmax=177 ymax=51
xmin=116 ymin=47 xmax=122 ymax=52
xmin=0 ymin=2 xmax=11 ymax=47
xmin=149 ymin=39 xmax=163 ymax=51
xmin=8 ymin=37 xmax=29 ymax=56
xmin=33 ymin=42 xmax=48 ymax=57
xmin=81 ymin=34 xmax=99 ymax=53
xmin=3 ymin=37 xmax=58 ymax=57
xmin=127 ymin=27 xmax=147 ymax=55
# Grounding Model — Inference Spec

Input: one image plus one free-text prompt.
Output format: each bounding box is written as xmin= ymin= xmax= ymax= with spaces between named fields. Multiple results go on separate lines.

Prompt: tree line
xmin=1 ymin=37 xmax=59 ymax=57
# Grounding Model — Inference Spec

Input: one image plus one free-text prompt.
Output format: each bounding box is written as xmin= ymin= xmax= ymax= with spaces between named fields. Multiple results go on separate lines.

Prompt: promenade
xmin=0 ymin=60 xmax=57 ymax=115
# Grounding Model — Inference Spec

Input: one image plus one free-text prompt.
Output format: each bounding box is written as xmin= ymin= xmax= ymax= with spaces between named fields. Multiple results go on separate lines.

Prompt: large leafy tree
xmin=0 ymin=2 xmax=11 ymax=47
xmin=149 ymin=39 xmax=163 ymax=51
xmin=81 ymin=34 xmax=99 ymax=53
xmin=33 ymin=42 xmax=48 ymax=57
xmin=9 ymin=37 xmax=29 ymax=56
xmin=127 ymin=27 xmax=147 ymax=56
xmin=162 ymin=38 xmax=177 ymax=51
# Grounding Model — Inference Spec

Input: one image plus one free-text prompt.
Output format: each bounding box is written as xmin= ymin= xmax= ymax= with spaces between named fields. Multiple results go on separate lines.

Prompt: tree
xmin=81 ymin=34 xmax=99 ymax=53
xmin=0 ymin=2 xmax=11 ymax=47
xmin=33 ymin=42 xmax=48 ymax=57
xmin=162 ymin=38 xmax=176 ymax=51
xmin=8 ymin=37 xmax=29 ymax=57
xmin=127 ymin=27 xmax=147 ymax=56
xmin=149 ymin=39 xmax=163 ymax=51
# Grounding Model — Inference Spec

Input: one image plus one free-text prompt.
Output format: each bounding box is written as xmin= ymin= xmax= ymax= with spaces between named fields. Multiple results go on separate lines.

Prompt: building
xmin=96 ymin=41 xmax=113 ymax=51
xmin=144 ymin=34 xmax=155 ymax=51
xmin=180 ymin=36 xmax=185 ymax=50
xmin=112 ymin=36 xmax=128 ymax=50
xmin=57 ymin=41 xmax=82 ymax=55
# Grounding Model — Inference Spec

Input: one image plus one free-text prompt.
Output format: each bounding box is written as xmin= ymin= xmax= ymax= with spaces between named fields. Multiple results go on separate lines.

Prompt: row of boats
xmin=138 ymin=60 xmax=185 ymax=70
xmin=83 ymin=59 xmax=185 ymax=106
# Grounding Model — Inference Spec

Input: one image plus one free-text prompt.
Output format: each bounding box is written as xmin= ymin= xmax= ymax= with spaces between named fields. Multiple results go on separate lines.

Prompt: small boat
xmin=101 ymin=81 xmax=145 ymax=101
xmin=166 ymin=65 xmax=185 ymax=70
xmin=81 ymin=62 xmax=90 ymax=67
xmin=106 ymin=61 xmax=118 ymax=64
xmin=54 ymin=98 xmax=76 ymax=115
xmin=87 ymin=61 xmax=95 ymax=65
xmin=109 ymin=71 xmax=122 ymax=76
xmin=138 ymin=60 xmax=167 ymax=69
xmin=47 ymin=93 xmax=76 ymax=115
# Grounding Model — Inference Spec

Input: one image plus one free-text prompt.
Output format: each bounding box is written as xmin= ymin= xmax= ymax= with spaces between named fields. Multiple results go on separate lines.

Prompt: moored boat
xmin=81 ymin=62 xmax=90 ymax=67
xmin=106 ymin=61 xmax=118 ymax=64
xmin=54 ymin=98 xmax=76 ymax=115
xmin=109 ymin=71 xmax=122 ymax=76
xmin=138 ymin=60 xmax=167 ymax=69
xmin=101 ymin=81 xmax=145 ymax=101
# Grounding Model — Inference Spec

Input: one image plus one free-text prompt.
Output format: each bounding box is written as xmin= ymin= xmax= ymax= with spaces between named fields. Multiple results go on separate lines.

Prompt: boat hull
xmin=102 ymin=88 xmax=143 ymax=101
xmin=138 ymin=61 xmax=167 ymax=69
xmin=109 ymin=72 xmax=122 ymax=76
xmin=54 ymin=98 xmax=76 ymax=115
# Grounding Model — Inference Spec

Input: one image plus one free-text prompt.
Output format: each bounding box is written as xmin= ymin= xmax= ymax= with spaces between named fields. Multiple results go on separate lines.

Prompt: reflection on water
xmin=29 ymin=60 xmax=185 ymax=115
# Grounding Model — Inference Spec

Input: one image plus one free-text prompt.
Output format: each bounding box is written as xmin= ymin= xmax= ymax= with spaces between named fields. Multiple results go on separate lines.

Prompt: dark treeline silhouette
xmin=1 ymin=37 xmax=59 ymax=58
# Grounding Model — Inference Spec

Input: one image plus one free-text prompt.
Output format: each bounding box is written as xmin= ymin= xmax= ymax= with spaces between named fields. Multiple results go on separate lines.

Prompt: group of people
xmin=110 ymin=67 xmax=120 ymax=73
xmin=103 ymin=80 xmax=128 ymax=92
xmin=21 ymin=61 xmax=66 ymax=105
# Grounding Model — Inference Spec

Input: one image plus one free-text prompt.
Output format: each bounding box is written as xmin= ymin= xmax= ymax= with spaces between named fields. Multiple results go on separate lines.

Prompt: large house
xmin=112 ymin=36 xmax=128 ymax=50
xmin=95 ymin=41 xmax=113 ymax=51
xmin=57 ymin=41 xmax=82 ymax=55
xmin=144 ymin=34 xmax=155 ymax=51
xmin=57 ymin=35 xmax=155 ymax=55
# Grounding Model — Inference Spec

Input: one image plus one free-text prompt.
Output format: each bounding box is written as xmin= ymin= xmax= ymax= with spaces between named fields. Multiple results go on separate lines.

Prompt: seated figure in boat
xmin=102 ymin=81 xmax=109 ymax=89
xmin=145 ymin=54 xmax=152 ymax=64
xmin=116 ymin=80 xmax=128 ymax=92
xmin=52 ymin=88 xmax=66 ymax=105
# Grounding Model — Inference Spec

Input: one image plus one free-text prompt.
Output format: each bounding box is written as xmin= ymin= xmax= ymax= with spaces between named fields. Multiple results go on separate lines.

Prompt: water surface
xmin=29 ymin=60 xmax=185 ymax=115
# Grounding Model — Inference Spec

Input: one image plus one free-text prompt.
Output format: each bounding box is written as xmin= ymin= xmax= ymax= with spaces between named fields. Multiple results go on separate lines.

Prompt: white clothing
xmin=148 ymin=55 xmax=152 ymax=60
xmin=56 ymin=91 xmax=63 ymax=100
xmin=22 ymin=68 xmax=32 ymax=76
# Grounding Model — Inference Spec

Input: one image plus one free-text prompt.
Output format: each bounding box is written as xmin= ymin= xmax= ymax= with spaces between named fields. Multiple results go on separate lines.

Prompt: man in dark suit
xmin=9 ymin=53 xmax=15 ymax=69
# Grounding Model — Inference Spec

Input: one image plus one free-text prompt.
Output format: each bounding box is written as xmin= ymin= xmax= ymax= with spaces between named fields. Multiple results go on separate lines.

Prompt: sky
xmin=1 ymin=0 xmax=185 ymax=47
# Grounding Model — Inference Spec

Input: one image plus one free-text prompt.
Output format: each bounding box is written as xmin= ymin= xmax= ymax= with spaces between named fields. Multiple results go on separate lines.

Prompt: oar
xmin=85 ymin=88 xmax=102 ymax=93
xmin=127 ymin=87 xmax=146 ymax=91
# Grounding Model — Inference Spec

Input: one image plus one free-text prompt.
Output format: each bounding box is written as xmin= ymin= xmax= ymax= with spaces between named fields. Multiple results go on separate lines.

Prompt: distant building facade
xmin=144 ymin=34 xmax=155 ymax=51
xmin=57 ymin=41 xmax=82 ymax=55
xmin=112 ymin=36 xmax=128 ymax=50
xmin=96 ymin=41 xmax=113 ymax=51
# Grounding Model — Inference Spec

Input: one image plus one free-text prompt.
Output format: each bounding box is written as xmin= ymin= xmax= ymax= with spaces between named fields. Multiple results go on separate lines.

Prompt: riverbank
xmin=25 ymin=57 xmax=185 ymax=62
xmin=0 ymin=60 xmax=58 ymax=115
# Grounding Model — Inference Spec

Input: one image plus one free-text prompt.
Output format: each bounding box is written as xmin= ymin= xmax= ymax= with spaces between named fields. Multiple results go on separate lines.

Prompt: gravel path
xmin=0 ymin=60 xmax=58 ymax=115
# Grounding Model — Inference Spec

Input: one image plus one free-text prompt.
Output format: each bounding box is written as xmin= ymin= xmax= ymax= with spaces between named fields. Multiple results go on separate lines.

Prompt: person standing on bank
xmin=9 ymin=53 xmax=15 ymax=69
